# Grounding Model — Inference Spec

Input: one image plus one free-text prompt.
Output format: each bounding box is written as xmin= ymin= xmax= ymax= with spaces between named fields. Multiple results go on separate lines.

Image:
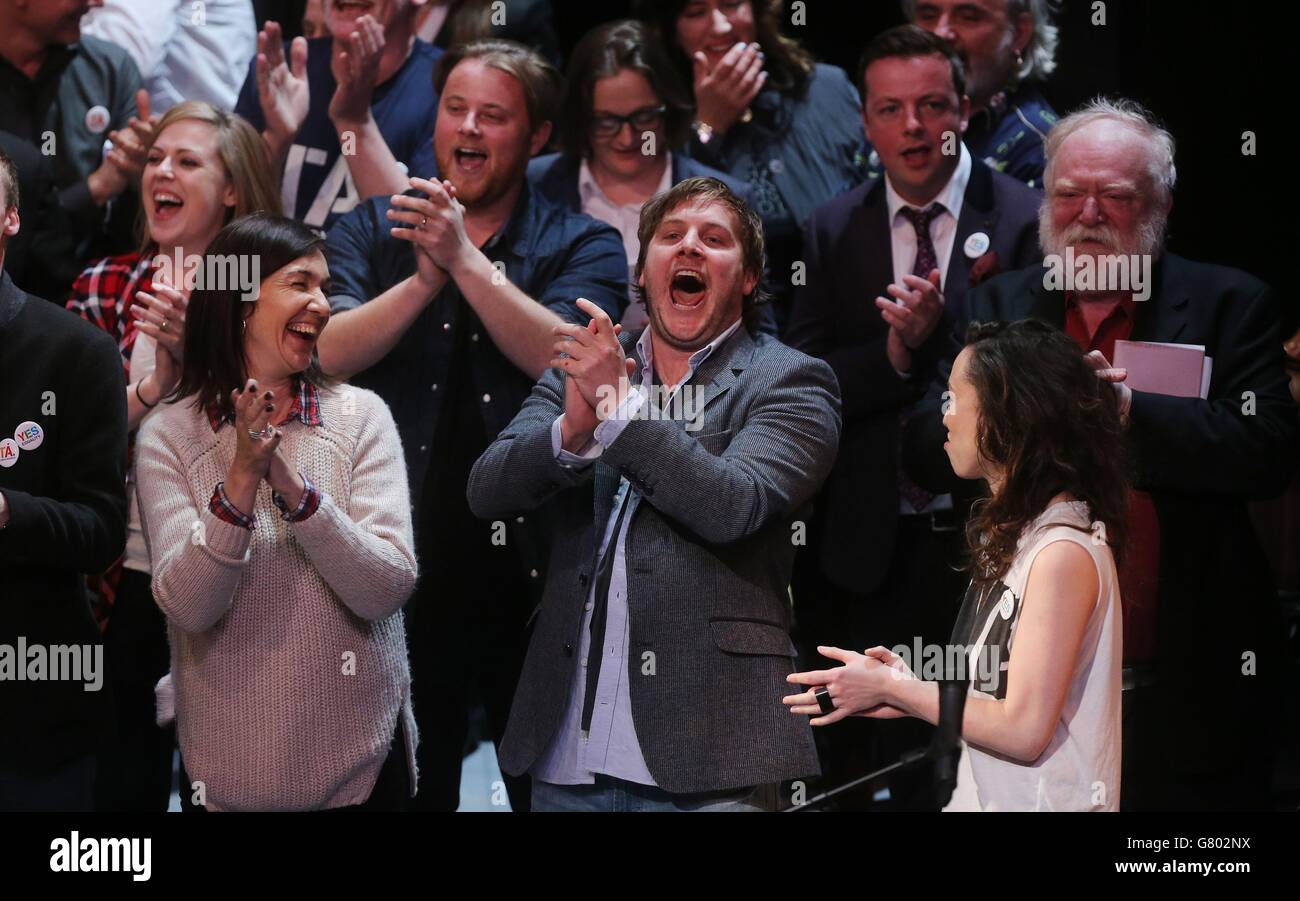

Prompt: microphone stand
xmin=786 ymin=676 xmax=969 ymax=812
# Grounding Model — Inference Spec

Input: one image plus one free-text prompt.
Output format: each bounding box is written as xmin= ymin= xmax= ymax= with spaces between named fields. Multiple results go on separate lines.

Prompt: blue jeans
xmin=532 ymin=774 xmax=777 ymax=812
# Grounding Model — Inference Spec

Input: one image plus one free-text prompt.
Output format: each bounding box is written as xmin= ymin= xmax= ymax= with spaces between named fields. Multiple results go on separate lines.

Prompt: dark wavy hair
xmin=560 ymin=19 xmax=695 ymax=157
xmin=635 ymin=0 xmax=816 ymax=97
xmin=169 ymin=213 xmax=331 ymax=422
xmin=960 ymin=319 xmax=1129 ymax=588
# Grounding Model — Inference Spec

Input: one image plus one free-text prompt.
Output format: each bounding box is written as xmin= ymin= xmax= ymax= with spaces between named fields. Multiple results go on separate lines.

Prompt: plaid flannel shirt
xmin=67 ymin=247 xmax=157 ymax=374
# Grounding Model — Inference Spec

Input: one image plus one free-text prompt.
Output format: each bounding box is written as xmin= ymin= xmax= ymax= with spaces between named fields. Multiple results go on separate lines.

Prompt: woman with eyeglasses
xmin=637 ymin=0 xmax=868 ymax=329
xmin=529 ymin=19 xmax=749 ymax=330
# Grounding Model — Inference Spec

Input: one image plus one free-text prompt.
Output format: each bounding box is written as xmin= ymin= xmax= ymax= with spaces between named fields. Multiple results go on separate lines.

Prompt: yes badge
xmin=964 ymin=232 xmax=991 ymax=259
xmin=14 ymin=421 xmax=43 ymax=451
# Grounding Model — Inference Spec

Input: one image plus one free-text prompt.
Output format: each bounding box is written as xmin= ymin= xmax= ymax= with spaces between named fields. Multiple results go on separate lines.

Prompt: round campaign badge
xmin=998 ymin=589 xmax=1015 ymax=620
xmin=964 ymin=232 xmax=991 ymax=259
xmin=14 ymin=421 xmax=43 ymax=451
xmin=0 ymin=438 xmax=19 ymax=468
xmin=85 ymin=105 xmax=111 ymax=135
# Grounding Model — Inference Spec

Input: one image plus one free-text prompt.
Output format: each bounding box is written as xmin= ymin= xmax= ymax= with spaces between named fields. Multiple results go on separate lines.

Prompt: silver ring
xmin=159 ymin=318 xmax=168 ymax=331
xmin=246 ymin=428 xmax=271 ymax=440
xmin=420 ymin=216 xmax=428 ymax=228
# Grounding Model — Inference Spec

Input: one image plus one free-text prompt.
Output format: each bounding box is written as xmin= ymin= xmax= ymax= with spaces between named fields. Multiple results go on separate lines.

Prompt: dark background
xmin=254 ymin=0 xmax=1290 ymax=327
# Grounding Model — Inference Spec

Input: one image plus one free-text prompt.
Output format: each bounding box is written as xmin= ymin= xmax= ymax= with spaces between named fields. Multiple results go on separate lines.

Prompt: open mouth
xmin=333 ymin=0 xmax=373 ymax=14
xmin=900 ymin=146 xmax=932 ymax=166
xmin=152 ymin=191 xmax=184 ymax=222
xmin=284 ymin=318 xmax=324 ymax=349
xmin=670 ymin=270 xmax=707 ymax=309
xmin=453 ymin=147 xmax=489 ymax=174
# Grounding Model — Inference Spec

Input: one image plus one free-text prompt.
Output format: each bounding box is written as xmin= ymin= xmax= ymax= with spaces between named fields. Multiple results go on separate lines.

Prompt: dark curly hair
xmin=960 ymin=319 xmax=1129 ymax=588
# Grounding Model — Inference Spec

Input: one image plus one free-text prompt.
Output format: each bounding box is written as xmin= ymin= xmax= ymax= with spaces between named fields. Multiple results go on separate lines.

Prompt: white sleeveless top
xmin=944 ymin=500 xmax=1122 ymax=811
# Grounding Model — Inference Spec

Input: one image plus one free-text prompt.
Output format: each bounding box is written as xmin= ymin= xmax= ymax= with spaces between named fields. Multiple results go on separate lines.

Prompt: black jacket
xmin=787 ymin=158 xmax=1042 ymax=592
xmin=0 ymin=271 xmax=127 ymax=772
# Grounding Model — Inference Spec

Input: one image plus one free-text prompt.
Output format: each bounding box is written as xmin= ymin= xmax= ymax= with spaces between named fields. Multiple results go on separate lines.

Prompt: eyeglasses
xmin=590 ymin=106 xmax=667 ymax=138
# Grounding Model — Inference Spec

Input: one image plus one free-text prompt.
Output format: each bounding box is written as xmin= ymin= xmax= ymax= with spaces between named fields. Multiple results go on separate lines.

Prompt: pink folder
xmin=1112 ymin=340 xmax=1212 ymax=399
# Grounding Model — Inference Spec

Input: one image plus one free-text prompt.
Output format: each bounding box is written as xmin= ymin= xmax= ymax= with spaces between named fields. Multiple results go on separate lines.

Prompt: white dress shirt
xmin=578 ymin=153 xmax=674 ymax=330
xmin=883 ymin=143 xmax=972 ymax=291
xmin=82 ymin=0 xmax=256 ymax=113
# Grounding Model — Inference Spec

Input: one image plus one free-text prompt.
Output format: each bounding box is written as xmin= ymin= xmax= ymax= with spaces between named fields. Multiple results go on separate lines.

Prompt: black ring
xmin=814 ymin=686 xmax=834 ymax=715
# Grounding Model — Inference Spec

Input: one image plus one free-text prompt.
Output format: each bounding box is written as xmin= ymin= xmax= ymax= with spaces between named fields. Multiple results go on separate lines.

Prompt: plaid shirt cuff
xmin=209 ymin=483 xmax=255 ymax=530
xmin=272 ymin=474 xmax=320 ymax=522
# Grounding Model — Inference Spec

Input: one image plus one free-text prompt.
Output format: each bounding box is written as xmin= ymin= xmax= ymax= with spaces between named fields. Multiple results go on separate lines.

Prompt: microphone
xmin=929 ymin=673 xmax=970 ymax=808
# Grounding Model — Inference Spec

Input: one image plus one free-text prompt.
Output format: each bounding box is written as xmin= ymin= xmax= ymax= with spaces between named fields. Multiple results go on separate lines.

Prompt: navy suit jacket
xmin=786 ymin=158 xmax=1042 ymax=592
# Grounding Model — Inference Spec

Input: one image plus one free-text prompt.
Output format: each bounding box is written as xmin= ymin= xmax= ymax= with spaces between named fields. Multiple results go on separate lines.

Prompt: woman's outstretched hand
xmin=784 ymin=645 xmax=918 ymax=725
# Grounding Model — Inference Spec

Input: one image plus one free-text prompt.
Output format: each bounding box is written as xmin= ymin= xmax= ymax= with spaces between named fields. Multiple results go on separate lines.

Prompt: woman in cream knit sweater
xmin=135 ymin=214 xmax=418 ymax=811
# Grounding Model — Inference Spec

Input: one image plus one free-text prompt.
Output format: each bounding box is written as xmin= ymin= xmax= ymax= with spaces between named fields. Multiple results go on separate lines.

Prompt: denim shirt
xmin=325 ymin=182 xmax=629 ymax=515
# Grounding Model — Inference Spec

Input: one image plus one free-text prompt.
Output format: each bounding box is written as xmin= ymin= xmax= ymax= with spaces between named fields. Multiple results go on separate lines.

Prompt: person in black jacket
xmin=0 ymin=149 xmax=128 ymax=811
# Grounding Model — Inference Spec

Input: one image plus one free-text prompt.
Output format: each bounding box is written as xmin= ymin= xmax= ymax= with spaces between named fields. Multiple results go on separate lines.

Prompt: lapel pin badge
xmin=0 ymin=438 xmax=18 ymax=468
xmin=85 ymin=105 xmax=111 ymax=135
xmin=14 ymin=421 xmax=43 ymax=451
xmin=964 ymin=231 xmax=991 ymax=259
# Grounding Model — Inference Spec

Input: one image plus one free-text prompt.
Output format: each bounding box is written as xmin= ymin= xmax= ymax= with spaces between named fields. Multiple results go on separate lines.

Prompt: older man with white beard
xmin=902 ymin=97 xmax=1298 ymax=811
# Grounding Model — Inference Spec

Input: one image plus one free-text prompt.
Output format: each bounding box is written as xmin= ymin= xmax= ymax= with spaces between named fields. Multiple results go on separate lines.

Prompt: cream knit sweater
xmin=135 ymin=382 xmax=419 ymax=811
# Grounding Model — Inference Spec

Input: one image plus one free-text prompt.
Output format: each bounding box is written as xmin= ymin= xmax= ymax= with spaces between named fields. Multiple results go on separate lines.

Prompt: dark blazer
xmin=467 ymin=327 xmax=841 ymax=794
xmin=0 ymin=271 xmax=127 ymax=772
xmin=527 ymin=151 xmax=750 ymax=212
xmin=902 ymin=254 xmax=1300 ymax=787
xmin=786 ymin=158 xmax=1042 ymax=593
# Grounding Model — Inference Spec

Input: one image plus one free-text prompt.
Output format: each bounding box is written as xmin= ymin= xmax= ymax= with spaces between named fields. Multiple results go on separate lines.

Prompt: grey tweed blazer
xmin=468 ymin=325 xmax=841 ymax=794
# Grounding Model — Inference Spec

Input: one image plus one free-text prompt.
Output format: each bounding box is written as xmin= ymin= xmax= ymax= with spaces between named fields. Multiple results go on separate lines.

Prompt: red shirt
xmin=1064 ymin=295 xmax=1160 ymax=664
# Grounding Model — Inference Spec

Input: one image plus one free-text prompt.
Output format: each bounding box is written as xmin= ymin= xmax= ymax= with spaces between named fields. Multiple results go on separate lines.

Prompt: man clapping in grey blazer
xmin=469 ymin=178 xmax=841 ymax=812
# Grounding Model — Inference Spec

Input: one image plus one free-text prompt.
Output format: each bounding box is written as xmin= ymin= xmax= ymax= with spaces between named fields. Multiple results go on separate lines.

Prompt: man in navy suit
xmin=904 ymin=98 xmax=1299 ymax=810
xmin=785 ymin=25 xmax=1042 ymax=807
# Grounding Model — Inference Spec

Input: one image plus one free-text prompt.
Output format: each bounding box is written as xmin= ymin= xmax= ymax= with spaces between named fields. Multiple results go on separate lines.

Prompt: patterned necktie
xmin=899 ymin=203 xmax=946 ymax=279
xmin=896 ymin=203 xmax=947 ymax=513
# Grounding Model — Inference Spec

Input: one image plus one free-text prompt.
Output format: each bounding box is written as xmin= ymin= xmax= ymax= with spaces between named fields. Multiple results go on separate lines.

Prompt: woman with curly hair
xmin=786 ymin=319 xmax=1128 ymax=810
